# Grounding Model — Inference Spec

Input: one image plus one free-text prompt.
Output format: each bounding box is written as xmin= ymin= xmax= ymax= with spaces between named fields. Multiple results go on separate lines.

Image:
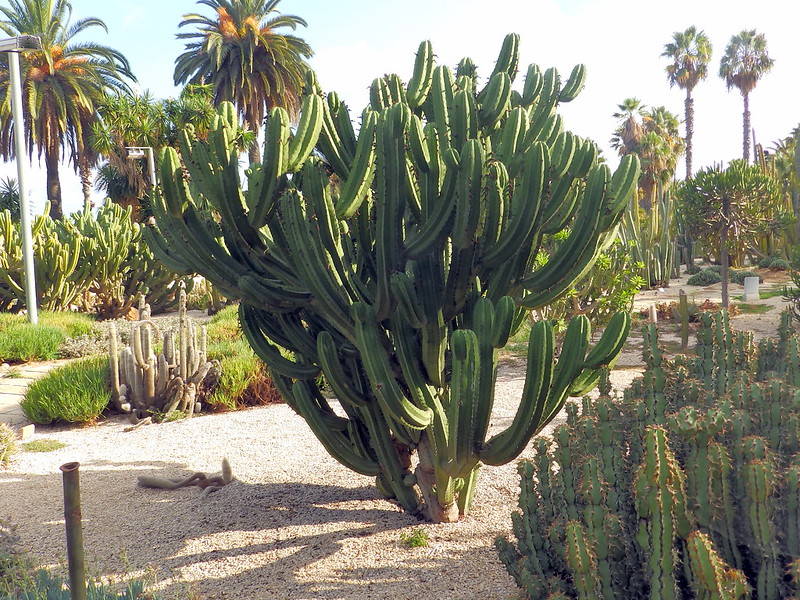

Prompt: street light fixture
xmin=4 ymin=34 xmax=42 ymax=324
xmin=125 ymin=146 xmax=157 ymax=189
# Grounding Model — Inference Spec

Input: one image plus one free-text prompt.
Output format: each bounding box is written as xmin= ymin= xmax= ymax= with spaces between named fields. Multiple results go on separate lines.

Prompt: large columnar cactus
xmin=72 ymin=202 xmax=194 ymax=318
xmin=498 ymin=311 xmax=800 ymax=598
xmin=145 ymin=35 xmax=638 ymax=521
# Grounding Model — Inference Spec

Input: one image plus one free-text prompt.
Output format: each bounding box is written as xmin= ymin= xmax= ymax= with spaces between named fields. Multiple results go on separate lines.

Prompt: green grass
xmin=21 ymin=439 xmax=66 ymax=453
xmin=0 ymin=323 xmax=64 ymax=363
xmin=205 ymin=307 xmax=284 ymax=409
xmin=734 ymin=303 xmax=773 ymax=315
xmin=2 ymin=368 xmax=21 ymax=379
xmin=0 ymin=311 xmax=98 ymax=363
xmin=206 ymin=304 xmax=242 ymax=342
xmin=0 ymin=310 xmax=96 ymax=338
xmin=733 ymin=286 xmax=792 ymax=302
xmin=21 ymin=355 xmax=111 ymax=424
xmin=400 ymin=528 xmax=430 ymax=548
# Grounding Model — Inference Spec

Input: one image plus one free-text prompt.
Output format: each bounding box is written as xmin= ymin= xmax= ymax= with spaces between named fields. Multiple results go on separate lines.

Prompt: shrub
xmin=685 ymin=263 xmax=702 ymax=275
xmin=498 ymin=312 xmax=800 ymax=599
xmin=729 ymin=269 xmax=761 ymax=285
xmin=768 ymin=258 xmax=790 ymax=271
xmin=686 ymin=268 xmax=722 ymax=286
xmin=0 ymin=311 xmax=98 ymax=362
xmin=0 ymin=323 xmax=64 ymax=363
xmin=400 ymin=528 xmax=430 ymax=548
xmin=0 ymin=424 xmax=16 ymax=467
xmin=759 ymin=256 xmax=790 ymax=271
xmin=21 ymin=356 xmax=111 ymax=424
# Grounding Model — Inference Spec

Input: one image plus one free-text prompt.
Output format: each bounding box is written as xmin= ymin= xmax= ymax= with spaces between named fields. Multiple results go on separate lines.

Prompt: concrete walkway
xmin=0 ymin=361 xmax=69 ymax=427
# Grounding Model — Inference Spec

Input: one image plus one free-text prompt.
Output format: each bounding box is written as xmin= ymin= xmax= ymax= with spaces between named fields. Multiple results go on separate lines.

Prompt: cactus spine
xmin=146 ymin=35 xmax=637 ymax=521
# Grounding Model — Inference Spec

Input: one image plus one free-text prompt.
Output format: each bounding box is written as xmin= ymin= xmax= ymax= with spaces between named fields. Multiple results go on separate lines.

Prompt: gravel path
xmin=0 ymin=361 xmax=642 ymax=600
xmin=1 ymin=275 xmax=789 ymax=599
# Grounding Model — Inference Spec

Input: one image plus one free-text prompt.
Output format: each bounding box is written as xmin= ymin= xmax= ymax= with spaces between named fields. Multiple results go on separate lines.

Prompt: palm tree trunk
xmin=684 ymin=90 xmax=694 ymax=179
xmin=248 ymin=139 xmax=261 ymax=165
xmin=79 ymin=157 xmax=93 ymax=212
xmin=45 ymin=148 xmax=63 ymax=220
xmin=742 ymin=91 xmax=751 ymax=162
xmin=246 ymin=114 xmax=261 ymax=164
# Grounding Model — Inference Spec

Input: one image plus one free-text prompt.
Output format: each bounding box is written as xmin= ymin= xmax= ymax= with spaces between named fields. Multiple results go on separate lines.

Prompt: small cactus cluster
xmin=497 ymin=310 xmax=800 ymax=599
xmin=108 ymin=288 xmax=220 ymax=421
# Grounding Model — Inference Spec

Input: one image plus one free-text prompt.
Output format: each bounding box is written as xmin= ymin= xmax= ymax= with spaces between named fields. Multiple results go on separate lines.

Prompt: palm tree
xmin=91 ymin=90 xmax=167 ymax=209
xmin=612 ymin=99 xmax=685 ymax=210
xmin=174 ymin=0 xmax=313 ymax=164
xmin=91 ymin=85 xmax=251 ymax=216
xmin=610 ymin=97 xmax=645 ymax=157
xmin=0 ymin=0 xmax=135 ymax=219
xmin=719 ymin=30 xmax=774 ymax=163
xmin=662 ymin=26 xmax=712 ymax=179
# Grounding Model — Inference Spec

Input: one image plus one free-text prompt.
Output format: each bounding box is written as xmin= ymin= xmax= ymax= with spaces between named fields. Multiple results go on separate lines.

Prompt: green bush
xmin=769 ymin=258 xmax=790 ymax=271
xmin=686 ymin=268 xmax=722 ymax=286
xmin=0 ymin=310 xmax=100 ymax=362
xmin=730 ymin=269 xmax=761 ymax=285
xmin=498 ymin=312 xmax=800 ymax=599
xmin=539 ymin=238 xmax=646 ymax=328
xmin=0 ymin=424 xmax=16 ymax=467
xmin=0 ymin=323 xmax=64 ymax=362
xmin=206 ymin=312 xmax=281 ymax=409
xmin=21 ymin=356 xmax=111 ymax=424
xmin=0 ymin=311 xmax=98 ymax=362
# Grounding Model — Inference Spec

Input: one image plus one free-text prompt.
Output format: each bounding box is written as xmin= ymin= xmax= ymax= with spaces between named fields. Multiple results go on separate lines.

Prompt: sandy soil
xmin=0 ymin=268 xmax=793 ymax=600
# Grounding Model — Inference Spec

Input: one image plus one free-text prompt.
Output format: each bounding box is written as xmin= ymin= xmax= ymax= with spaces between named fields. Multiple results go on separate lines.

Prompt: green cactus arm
xmin=287 ymin=379 xmax=381 ymax=477
xmin=480 ymin=318 xmax=555 ymax=465
xmin=352 ymin=302 xmax=433 ymax=430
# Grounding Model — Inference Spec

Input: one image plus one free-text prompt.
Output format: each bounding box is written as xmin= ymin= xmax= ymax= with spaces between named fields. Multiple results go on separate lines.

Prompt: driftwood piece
xmin=137 ymin=459 xmax=234 ymax=497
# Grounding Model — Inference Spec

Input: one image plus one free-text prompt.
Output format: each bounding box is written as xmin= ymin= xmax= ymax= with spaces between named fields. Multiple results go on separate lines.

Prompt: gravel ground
xmin=1 ymin=276 xmax=789 ymax=600
xmin=1 ymin=361 xmax=640 ymax=600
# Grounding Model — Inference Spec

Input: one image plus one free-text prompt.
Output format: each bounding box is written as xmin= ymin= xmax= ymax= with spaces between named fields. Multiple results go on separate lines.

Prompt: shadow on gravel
xmin=2 ymin=460 xmax=484 ymax=599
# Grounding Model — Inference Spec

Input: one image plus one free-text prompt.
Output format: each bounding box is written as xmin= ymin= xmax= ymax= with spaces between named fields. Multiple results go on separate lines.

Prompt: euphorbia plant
xmin=146 ymin=34 xmax=639 ymax=522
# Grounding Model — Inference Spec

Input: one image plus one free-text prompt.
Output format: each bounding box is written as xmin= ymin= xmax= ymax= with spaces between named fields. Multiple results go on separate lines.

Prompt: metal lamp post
xmin=125 ymin=146 xmax=157 ymax=188
xmin=3 ymin=35 xmax=42 ymax=324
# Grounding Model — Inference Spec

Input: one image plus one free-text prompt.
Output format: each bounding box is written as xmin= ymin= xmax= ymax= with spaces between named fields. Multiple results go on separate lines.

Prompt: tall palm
xmin=610 ymin=97 xmax=645 ymax=156
xmin=174 ymin=0 xmax=313 ymax=164
xmin=0 ymin=0 xmax=134 ymax=219
xmin=612 ymin=99 xmax=684 ymax=210
xmin=638 ymin=106 xmax=685 ymax=204
xmin=662 ymin=26 xmax=712 ymax=179
xmin=719 ymin=30 xmax=774 ymax=163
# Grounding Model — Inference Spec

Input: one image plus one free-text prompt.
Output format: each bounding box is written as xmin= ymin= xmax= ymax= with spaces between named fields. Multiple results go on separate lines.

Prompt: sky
xmin=1 ymin=0 xmax=798 ymax=217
